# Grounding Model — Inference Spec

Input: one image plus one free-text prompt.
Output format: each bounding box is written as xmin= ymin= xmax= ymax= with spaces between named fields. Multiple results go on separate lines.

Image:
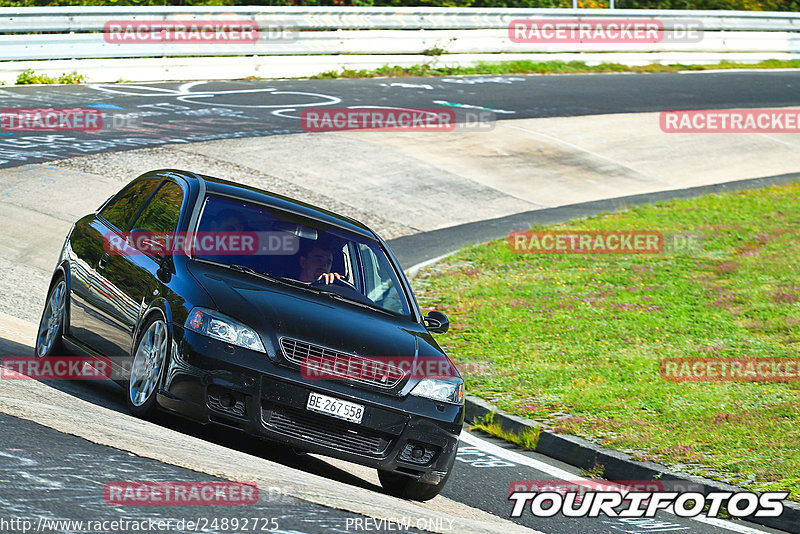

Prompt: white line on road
xmin=459 ymin=431 xmax=775 ymax=534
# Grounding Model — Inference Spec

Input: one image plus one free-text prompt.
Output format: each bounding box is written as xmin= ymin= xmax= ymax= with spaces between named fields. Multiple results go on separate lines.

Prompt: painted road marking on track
xmin=459 ymin=431 xmax=773 ymax=534
xmin=456 ymin=446 xmax=515 ymax=468
xmin=602 ymin=517 xmax=690 ymax=533
xmin=432 ymin=100 xmax=516 ymax=114
xmin=380 ymin=83 xmax=434 ymax=90
xmin=460 ymin=430 xmax=575 ymax=479
xmin=87 ymin=82 xmax=343 ymax=110
xmin=440 ymin=77 xmax=526 ymax=85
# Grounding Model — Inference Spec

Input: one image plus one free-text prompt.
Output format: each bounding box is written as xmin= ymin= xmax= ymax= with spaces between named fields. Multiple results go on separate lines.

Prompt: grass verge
xmin=470 ymin=412 xmax=542 ymax=450
xmin=413 ymin=181 xmax=800 ymax=499
xmin=12 ymin=58 xmax=800 ymax=86
xmin=310 ymin=59 xmax=800 ymax=79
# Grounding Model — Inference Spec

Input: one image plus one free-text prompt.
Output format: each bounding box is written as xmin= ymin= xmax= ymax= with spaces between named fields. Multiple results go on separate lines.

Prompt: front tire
xmin=126 ymin=316 xmax=169 ymax=418
xmin=35 ymin=276 xmax=67 ymax=357
xmin=378 ymin=467 xmax=452 ymax=501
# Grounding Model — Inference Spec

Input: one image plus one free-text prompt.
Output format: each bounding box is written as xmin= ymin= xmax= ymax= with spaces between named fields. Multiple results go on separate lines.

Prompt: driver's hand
xmin=317 ymin=272 xmax=345 ymax=285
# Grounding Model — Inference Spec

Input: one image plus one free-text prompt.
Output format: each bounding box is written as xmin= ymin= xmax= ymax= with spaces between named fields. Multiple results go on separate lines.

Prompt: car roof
xmin=155 ymin=169 xmax=378 ymax=240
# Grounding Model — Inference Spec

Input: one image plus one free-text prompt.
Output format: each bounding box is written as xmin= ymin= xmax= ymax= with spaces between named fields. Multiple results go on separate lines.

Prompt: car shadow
xmin=0 ymin=332 xmax=383 ymax=495
xmin=0 ymin=336 xmax=34 ymax=357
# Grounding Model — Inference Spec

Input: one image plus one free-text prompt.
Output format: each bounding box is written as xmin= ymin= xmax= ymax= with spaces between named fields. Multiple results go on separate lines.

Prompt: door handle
xmin=98 ymin=253 xmax=109 ymax=270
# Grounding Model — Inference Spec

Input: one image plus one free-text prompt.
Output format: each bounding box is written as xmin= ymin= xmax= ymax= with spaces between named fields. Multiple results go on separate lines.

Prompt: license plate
xmin=306 ymin=392 xmax=364 ymax=424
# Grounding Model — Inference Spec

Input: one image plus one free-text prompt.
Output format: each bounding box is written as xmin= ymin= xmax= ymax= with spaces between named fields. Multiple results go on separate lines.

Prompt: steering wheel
xmin=311 ymin=275 xmax=356 ymax=291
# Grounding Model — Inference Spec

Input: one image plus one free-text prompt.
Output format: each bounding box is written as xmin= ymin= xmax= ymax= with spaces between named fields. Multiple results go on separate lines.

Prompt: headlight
xmin=185 ymin=307 xmax=266 ymax=353
xmin=410 ymin=378 xmax=464 ymax=404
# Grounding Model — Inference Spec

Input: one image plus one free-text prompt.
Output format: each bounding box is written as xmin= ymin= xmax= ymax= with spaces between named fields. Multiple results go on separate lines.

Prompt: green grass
xmin=413 ymin=181 xmax=800 ymax=499
xmin=14 ymin=58 xmax=800 ymax=86
xmin=470 ymin=412 xmax=542 ymax=450
xmin=309 ymin=59 xmax=800 ymax=79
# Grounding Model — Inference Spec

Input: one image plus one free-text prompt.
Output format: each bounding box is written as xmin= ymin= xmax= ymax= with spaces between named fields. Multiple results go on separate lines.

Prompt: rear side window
xmin=99 ymin=179 xmax=160 ymax=231
xmin=133 ymin=182 xmax=184 ymax=234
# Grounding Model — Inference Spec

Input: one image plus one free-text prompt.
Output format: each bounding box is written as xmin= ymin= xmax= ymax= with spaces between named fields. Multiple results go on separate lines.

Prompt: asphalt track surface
xmin=0 ymin=71 xmax=797 ymax=534
xmin=0 ymin=70 xmax=799 ymax=167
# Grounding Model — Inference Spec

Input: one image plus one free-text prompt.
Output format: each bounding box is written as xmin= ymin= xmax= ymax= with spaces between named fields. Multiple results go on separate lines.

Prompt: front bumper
xmin=157 ymin=327 xmax=464 ymax=483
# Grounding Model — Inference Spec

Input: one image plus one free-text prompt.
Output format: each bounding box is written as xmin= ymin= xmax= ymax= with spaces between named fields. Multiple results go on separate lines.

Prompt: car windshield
xmin=193 ymin=195 xmax=411 ymax=317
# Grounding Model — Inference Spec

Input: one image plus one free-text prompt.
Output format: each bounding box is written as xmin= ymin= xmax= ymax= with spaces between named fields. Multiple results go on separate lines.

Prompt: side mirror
xmin=127 ymin=230 xmax=175 ymax=277
xmin=424 ymin=311 xmax=449 ymax=334
xmin=127 ymin=229 xmax=160 ymax=254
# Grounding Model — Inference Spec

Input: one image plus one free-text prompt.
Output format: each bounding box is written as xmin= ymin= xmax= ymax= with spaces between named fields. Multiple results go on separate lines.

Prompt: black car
xmin=35 ymin=169 xmax=463 ymax=501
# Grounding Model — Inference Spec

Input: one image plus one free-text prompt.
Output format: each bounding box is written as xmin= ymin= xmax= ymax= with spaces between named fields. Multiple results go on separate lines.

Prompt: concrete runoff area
xmin=339 ymin=111 xmax=800 ymax=207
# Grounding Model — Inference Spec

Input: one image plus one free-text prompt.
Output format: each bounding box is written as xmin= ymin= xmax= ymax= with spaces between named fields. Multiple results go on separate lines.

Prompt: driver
xmin=297 ymin=241 xmax=346 ymax=285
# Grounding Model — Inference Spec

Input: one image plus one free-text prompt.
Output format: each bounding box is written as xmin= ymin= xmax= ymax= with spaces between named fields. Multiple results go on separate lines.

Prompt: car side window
xmin=132 ymin=182 xmax=184 ymax=234
xmin=99 ymin=179 xmax=160 ymax=231
xmin=356 ymin=243 xmax=406 ymax=314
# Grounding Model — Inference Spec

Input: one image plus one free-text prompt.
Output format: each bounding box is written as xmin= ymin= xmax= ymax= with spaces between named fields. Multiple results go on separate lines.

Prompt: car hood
xmin=187 ymin=261 xmax=442 ymax=366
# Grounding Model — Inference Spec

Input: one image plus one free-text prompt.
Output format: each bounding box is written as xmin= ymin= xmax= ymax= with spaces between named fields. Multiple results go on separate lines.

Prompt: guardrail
xmin=3 ymin=6 xmax=800 ymax=31
xmin=1 ymin=7 xmax=799 ymax=81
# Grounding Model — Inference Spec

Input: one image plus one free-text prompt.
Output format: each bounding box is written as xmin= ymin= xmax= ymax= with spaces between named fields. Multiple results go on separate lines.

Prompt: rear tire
xmin=126 ymin=316 xmax=169 ymax=418
xmin=35 ymin=276 xmax=67 ymax=357
xmin=378 ymin=467 xmax=452 ymax=501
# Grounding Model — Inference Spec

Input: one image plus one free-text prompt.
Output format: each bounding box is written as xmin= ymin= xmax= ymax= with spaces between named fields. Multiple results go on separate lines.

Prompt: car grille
xmin=262 ymin=403 xmax=391 ymax=456
xmin=279 ymin=338 xmax=406 ymax=390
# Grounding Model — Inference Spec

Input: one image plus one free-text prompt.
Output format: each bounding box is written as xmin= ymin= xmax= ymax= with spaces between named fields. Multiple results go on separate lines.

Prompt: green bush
xmin=57 ymin=71 xmax=86 ymax=84
xmin=16 ymin=68 xmax=56 ymax=84
xmin=16 ymin=68 xmax=85 ymax=85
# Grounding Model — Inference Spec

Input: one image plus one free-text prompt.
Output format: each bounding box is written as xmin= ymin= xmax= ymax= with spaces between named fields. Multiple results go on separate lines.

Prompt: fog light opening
xmin=207 ymin=386 xmax=247 ymax=418
xmin=220 ymin=393 xmax=236 ymax=408
xmin=399 ymin=442 xmax=439 ymax=466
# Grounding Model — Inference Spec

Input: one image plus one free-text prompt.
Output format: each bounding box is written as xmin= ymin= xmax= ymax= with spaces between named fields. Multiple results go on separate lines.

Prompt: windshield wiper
xmin=227 ymin=263 xmax=258 ymax=275
xmin=207 ymin=261 xmax=394 ymax=315
xmin=222 ymin=264 xmax=323 ymax=294
xmin=314 ymin=288 xmax=393 ymax=316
